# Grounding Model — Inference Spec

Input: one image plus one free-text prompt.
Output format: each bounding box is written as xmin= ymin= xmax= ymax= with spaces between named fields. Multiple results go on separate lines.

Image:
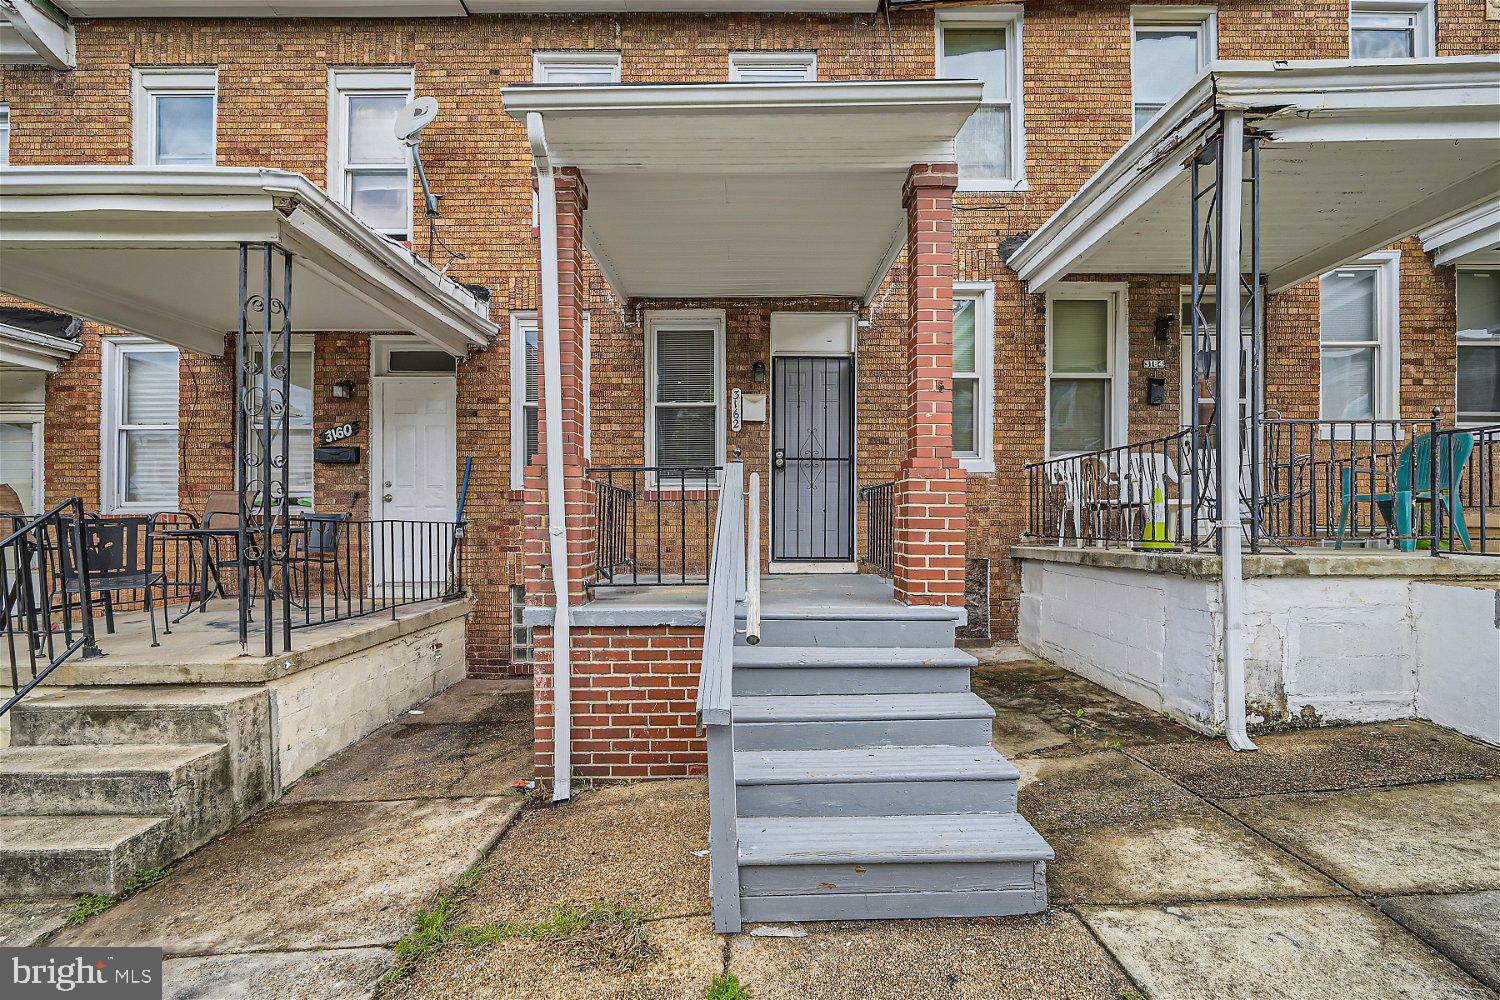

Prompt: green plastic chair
xmin=1335 ymin=431 xmax=1474 ymax=552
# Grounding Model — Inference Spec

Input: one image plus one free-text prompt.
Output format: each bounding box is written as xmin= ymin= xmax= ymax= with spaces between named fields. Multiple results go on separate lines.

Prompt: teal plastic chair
xmin=1335 ymin=432 xmax=1474 ymax=551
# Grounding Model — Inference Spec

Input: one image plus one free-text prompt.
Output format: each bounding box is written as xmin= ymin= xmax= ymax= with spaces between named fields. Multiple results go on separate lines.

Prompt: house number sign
xmin=319 ymin=420 xmax=361 ymax=446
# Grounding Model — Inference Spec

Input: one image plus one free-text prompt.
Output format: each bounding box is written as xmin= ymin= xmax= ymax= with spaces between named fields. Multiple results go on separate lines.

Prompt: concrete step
xmin=0 ymin=814 xmax=172 ymax=898
xmin=7 ymin=688 xmax=274 ymax=823
xmin=732 ymin=646 xmax=976 ymax=696
xmin=0 ymin=743 xmax=230 ymax=818
xmin=734 ymin=745 xmax=1019 ymax=817
xmin=732 ymin=693 xmax=995 ymax=751
xmin=737 ymin=609 xmax=960 ymax=649
xmin=736 ymin=813 xmax=1051 ymax=921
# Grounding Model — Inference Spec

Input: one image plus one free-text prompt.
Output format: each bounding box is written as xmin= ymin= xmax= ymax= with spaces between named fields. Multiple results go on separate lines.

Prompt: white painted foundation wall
xmin=1019 ymin=554 xmax=1499 ymax=745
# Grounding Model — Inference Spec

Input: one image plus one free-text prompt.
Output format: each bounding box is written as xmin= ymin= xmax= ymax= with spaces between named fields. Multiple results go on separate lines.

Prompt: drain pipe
xmin=1216 ymin=109 xmax=1258 ymax=753
xmin=528 ymin=112 xmax=575 ymax=800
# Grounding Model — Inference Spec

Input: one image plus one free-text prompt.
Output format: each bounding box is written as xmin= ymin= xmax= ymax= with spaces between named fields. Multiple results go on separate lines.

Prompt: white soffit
xmin=1 ymin=0 xmax=75 ymax=70
xmin=55 ymin=1 xmax=468 ymax=15
xmin=1009 ymin=57 xmax=1500 ymax=293
xmin=0 ymin=167 xmax=496 ymax=356
xmin=469 ymin=1 xmax=876 ymax=10
xmin=504 ymin=81 xmax=982 ymax=300
xmin=1419 ymin=198 xmax=1500 ymax=266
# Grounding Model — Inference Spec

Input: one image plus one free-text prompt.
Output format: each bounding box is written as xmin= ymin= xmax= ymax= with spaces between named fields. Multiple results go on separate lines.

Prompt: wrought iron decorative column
xmin=236 ymin=243 xmax=295 ymax=656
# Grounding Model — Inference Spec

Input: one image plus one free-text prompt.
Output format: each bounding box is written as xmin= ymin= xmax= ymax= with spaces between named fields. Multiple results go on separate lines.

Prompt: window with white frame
xmin=247 ymin=339 xmax=316 ymax=500
xmin=1457 ymin=267 xmax=1500 ymax=424
xmin=647 ymin=312 xmax=724 ymax=470
xmin=1047 ymin=289 xmax=1125 ymax=456
xmin=952 ymin=282 xmax=995 ymax=471
xmin=937 ymin=8 xmax=1025 ymax=190
xmin=1131 ymin=8 xmax=1215 ymax=132
xmin=102 ymin=341 xmax=180 ymax=512
xmin=0 ymin=105 xmax=10 ymax=164
xmin=1350 ymin=0 xmax=1435 ymax=59
xmin=329 ymin=68 xmax=413 ymax=241
xmin=1320 ymin=253 xmax=1401 ymax=420
xmin=729 ymin=51 xmax=817 ymax=82
xmin=133 ymin=68 xmax=216 ymax=166
xmin=509 ymin=311 xmax=591 ymax=489
xmin=532 ymin=51 xmax=622 ymax=84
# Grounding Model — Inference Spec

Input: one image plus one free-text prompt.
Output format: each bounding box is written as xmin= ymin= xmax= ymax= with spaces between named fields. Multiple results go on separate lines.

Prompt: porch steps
xmin=725 ymin=608 xmax=1052 ymax=924
xmin=0 ymin=687 xmax=274 ymax=897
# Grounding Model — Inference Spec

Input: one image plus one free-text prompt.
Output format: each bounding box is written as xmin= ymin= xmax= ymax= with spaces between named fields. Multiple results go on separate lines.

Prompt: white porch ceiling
xmin=504 ymin=81 xmax=984 ymax=301
xmin=1009 ymin=57 xmax=1500 ymax=293
xmin=0 ymin=167 xmax=497 ymax=357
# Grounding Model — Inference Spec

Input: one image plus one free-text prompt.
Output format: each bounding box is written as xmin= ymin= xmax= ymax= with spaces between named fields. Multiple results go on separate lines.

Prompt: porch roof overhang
xmin=0 ymin=167 xmax=498 ymax=357
xmin=1007 ymin=57 xmax=1500 ymax=294
xmin=0 ymin=323 xmax=82 ymax=372
xmin=1418 ymin=197 xmax=1500 ymax=266
xmin=502 ymin=80 xmax=984 ymax=301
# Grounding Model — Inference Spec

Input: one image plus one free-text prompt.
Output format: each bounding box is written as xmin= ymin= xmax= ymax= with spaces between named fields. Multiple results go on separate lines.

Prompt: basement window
xmin=510 ymin=584 xmax=533 ymax=667
xmin=133 ymin=68 xmax=217 ymax=167
xmin=1350 ymin=1 xmax=1435 ymax=59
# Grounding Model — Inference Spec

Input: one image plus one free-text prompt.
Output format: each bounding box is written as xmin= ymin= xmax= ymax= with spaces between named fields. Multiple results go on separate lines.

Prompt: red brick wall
xmin=532 ymin=625 xmax=707 ymax=780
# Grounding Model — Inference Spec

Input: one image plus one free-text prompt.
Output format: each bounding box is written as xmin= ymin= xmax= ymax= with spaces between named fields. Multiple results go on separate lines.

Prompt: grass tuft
xmin=65 ymin=865 xmax=170 ymax=927
xmin=708 ymin=972 xmax=750 ymax=1000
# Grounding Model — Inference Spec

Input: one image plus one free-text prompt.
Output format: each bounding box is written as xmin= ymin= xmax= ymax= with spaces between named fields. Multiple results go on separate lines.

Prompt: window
xmin=729 ymin=51 xmax=817 ymax=82
xmin=937 ymin=7 xmax=1025 ymax=191
xmin=102 ymin=341 xmax=179 ymax=513
xmin=329 ymin=68 xmax=413 ymax=241
xmin=1350 ymin=1 xmax=1434 ymax=59
xmin=132 ymin=68 xmax=217 ymax=166
xmin=1458 ymin=268 xmax=1500 ymax=424
xmin=1131 ymin=8 xmax=1215 ymax=132
xmin=647 ymin=311 xmax=725 ymax=470
xmin=509 ymin=584 xmax=533 ymax=666
xmin=509 ymin=312 xmax=591 ymax=489
xmin=0 ymin=105 xmax=10 ymax=164
xmin=247 ymin=340 xmax=316 ymax=500
xmin=375 ymin=337 xmax=459 ymax=375
xmin=1047 ymin=287 xmax=1126 ymax=456
xmin=953 ymin=282 xmax=995 ymax=471
xmin=1320 ymin=253 xmax=1401 ymax=420
xmin=532 ymin=51 xmax=622 ymax=84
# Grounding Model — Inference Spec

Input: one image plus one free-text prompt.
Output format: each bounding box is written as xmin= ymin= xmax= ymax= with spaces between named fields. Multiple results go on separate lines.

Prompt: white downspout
xmin=1217 ymin=108 xmax=1258 ymax=753
xmin=527 ymin=112 xmax=575 ymax=799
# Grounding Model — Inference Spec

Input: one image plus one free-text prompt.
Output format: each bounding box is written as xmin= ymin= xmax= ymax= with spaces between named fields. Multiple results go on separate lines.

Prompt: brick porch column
xmin=523 ymin=166 xmax=595 ymax=607
xmin=893 ymin=163 xmax=966 ymax=607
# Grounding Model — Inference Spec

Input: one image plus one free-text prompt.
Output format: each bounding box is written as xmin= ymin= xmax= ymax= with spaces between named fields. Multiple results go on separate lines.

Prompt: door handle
xmin=383 ymin=494 xmax=394 ymax=503
xmin=773 ymin=449 xmax=786 ymax=470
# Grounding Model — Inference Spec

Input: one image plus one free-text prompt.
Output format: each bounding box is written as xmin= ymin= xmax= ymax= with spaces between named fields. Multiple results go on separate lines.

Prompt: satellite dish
xmin=394 ymin=97 xmax=439 ymax=144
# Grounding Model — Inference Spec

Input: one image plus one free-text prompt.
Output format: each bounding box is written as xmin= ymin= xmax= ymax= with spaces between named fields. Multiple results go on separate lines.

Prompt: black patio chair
xmin=57 ymin=514 xmax=170 ymax=647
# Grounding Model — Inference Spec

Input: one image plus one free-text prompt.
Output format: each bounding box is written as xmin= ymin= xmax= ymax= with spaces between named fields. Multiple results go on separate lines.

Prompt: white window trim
xmin=100 ymin=338 xmax=180 ymax=514
xmin=508 ymin=311 xmax=591 ymax=489
xmin=327 ymin=67 xmax=414 ymax=241
xmin=729 ymin=50 xmax=818 ymax=82
xmin=247 ymin=334 xmax=317 ymax=502
xmin=371 ymin=335 xmax=459 ymax=377
xmin=1319 ymin=250 xmax=1402 ymax=424
xmin=131 ymin=67 xmax=218 ymax=167
xmin=532 ymin=51 xmax=622 ymax=84
xmin=935 ymin=5 xmax=1028 ymax=193
xmin=1456 ymin=263 xmax=1499 ymax=426
xmin=1 ymin=407 xmax=44 ymax=514
xmin=0 ymin=104 xmax=11 ymax=166
xmin=1349 ymin=0 xmax=1436 ymax=59
xmin=644 ymin=309 xmax=727 ymax=474
xmin=1044 ymin=282 xmax=1130 ymax=458
xmin=1130 ymin=6 xmax=1217 ymax=133
xmin=954 ymin=281 xmax=995 ymax=473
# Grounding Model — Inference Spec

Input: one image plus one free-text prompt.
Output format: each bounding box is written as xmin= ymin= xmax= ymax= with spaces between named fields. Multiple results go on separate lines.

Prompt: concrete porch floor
xmin=2 ymin=649 xmax=1496 ymax=999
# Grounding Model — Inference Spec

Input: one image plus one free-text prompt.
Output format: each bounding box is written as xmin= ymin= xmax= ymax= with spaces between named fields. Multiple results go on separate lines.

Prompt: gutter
xmin=527 ymin=112 xmax=574 ymax=803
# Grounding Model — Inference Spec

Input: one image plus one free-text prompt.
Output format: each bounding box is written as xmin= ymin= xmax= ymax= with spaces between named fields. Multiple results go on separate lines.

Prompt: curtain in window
xmin=654 ymin=328 xmax=717 ymax=468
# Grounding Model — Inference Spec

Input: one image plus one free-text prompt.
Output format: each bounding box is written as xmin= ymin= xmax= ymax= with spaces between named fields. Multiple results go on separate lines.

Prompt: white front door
xmin=377 ymin=377 xmax=456 ymax=583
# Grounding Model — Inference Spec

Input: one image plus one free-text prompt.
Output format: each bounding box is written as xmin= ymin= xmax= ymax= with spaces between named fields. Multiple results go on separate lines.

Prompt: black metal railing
xmin=1025 ymin=414 xmax=1500 ymax=556
xmin=587 ymin=466 xmax=721 ymax=587
xmin=3 ymin=499 xmax=102 ymax=715
xmin=858 ymin=481 xmax=895 ymax=577
xmin=284 ymin=517 xmax=468 ymax=629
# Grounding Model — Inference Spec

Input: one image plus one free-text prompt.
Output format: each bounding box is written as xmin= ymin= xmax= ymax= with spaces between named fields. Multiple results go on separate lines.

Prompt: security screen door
xmin=771 ymin=356 xmax=854 ymax=562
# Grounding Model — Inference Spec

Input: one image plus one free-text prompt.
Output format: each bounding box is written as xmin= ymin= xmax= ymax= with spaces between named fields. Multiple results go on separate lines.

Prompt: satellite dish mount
xmin=394 ymin=97 xmax=465 ymax=270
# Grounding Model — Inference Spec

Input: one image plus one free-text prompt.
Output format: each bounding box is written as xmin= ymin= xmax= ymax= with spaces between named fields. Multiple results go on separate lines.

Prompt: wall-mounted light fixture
xmin=1154 ymin=314 xmax=1177 ymax=343
xmin=332 ymin=379 xmax=356 ymax=400
xmin=751 ymin=360 xmax=768 ymax=386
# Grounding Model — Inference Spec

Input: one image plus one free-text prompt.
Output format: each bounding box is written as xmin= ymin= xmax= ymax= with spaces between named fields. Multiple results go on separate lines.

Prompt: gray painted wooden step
xmin=739 ymin=886 xmax=1048 ymax=923
xmin=738 ymin=616 xmax=957 ymax=649
xmin=734 ymin=746 xmax=1019 ymax=816
xmin=732 ymin=693 xmax=995 ymax=750
xmin=0 ymin=814 xmax=172 ymax=898
xmin=731 ymin=646 xmax=976 ymax=696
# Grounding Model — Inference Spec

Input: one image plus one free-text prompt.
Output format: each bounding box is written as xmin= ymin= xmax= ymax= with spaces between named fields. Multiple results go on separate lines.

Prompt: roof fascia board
xmin=0 ymin=322 xmax=81 ymax=371
xmin=472 ymin=0 xmax=874 ymax=10
xmin=1267 ymin=164 xmax=1500 ymax=292
xmin=1419 ymin=198 xmax=1500 ymax=266
xmin=2 ymin=0 xmax=75 ymax=70
xmin=502 ymin=79 xmax=984 ymax=121
xmin=864 ymin=221 xmax=907 ymax=306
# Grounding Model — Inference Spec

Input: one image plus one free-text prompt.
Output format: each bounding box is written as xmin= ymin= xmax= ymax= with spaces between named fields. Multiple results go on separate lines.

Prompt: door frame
xmin=368 ymin=337 xmax=459 ymax=524
xmin=767 ymin=312 xmax=858 ymax=573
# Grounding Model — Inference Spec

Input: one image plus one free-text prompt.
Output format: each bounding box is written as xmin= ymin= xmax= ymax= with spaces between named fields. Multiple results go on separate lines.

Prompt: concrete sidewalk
xmin=0 ymin=678 xmax=534 ymax=999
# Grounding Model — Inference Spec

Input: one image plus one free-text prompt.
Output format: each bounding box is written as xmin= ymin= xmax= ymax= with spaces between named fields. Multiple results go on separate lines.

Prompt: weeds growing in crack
xmin=708 ymin=972 xmax=750 ymax=1000
xmin=64 ymin=866 xmax=169 ymax=928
